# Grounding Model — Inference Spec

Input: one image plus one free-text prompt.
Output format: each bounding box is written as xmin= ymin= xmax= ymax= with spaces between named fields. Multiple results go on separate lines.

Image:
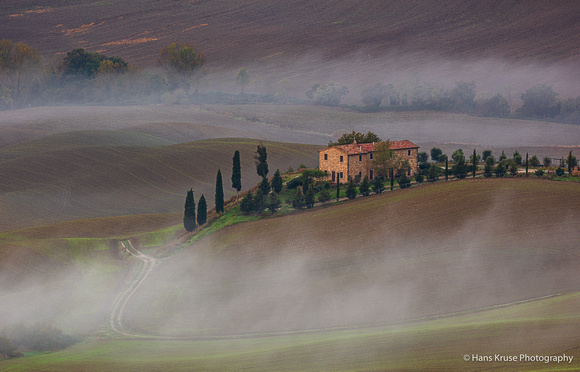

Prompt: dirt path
xmin=107 ymin=239 xmax=577 ymax=339
xmin=109 ymin=240 xmax=156 ymax=337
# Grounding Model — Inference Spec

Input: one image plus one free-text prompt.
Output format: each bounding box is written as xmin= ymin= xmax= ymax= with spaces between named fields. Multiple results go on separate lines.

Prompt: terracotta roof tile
xmin=332 ymin=140 xmax=419 ymax=155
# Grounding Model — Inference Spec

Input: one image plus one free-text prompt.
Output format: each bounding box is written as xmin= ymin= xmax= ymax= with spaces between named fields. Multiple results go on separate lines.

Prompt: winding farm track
xmin=109 ymin=240 xmax=156 ymax=337
xmin=108 ymin=239 xmax=578 ymax=340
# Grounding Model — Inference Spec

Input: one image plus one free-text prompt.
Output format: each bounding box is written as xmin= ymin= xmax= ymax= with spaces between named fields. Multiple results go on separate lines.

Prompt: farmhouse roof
xmin=321 ymin=140 xmax=419 ymax=155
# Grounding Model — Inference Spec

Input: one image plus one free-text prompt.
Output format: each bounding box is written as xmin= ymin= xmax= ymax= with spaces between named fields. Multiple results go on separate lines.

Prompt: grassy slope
xmin=2 ymin=294 xmax=579 ymax=371
xmin=2 ymin=178 xmax=579 ymax=371
xmin=124 ymin=178 xmax=580 ymax=336
xmin=0 ymin=137 xmax=321 ymax=232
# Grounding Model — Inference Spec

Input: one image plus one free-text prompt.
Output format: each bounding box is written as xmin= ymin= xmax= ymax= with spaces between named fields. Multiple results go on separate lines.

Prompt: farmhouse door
xmin=332 ymin=171 xmax=336 ymax=182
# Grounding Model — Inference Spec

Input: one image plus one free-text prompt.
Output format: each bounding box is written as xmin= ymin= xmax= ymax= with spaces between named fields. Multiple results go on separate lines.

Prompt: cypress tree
xmin=215 ymin=169 xmax=224 ymax=214
xmin=305 ymin=185 xmax=316 ymax=208
xmin=472 ymin=149 xmax=478 ymax=178
xmin=183 ymin=188 xmax=196 ymax=232
xmin=255 ymin=145 xmax=269 ymax=177
xmin=271 ymin=169 xmax=283 ymax=193
xmin=568 ymin=151 xmax=574 ymax=175
xmin=231 ymin=150 xmax=242 ymax=201
xmin=372 ymin=176 xmax=383 ymax=193
xmin=445 ymin=158 xmax=449 ymax=181
xmin=336 ymin=179 xmax=340 ymax=201
xmin=525 ymin=152 xmax=529 ymax=176
xmin=390 ymin=168 xmax=394 ymax=191
xmin=197 ymin=194 xmax=207 ymax=226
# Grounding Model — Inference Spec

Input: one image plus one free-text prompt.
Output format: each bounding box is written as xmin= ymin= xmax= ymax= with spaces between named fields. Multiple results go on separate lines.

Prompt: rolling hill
xmin=1 ymin=1 xmax=580 ymax=98
xmin=124 ymin=178 xmax=580 ymax=337
xmin=0 ymin=137 xmax=321 ymax=232
xmin=2 ymin=0 xmax=579 ymax=67
xmin=1 ymin=178 xmax=578 ymax=370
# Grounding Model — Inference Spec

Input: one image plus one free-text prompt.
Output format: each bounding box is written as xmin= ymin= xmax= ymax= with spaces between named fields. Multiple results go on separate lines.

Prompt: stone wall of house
xmin=319 ymin=145 xmax=419 ymax=182
xmin=394 ymin=148 xmax=419 ymax=175
xmin=348 ymin=153 xmax=373 ymax=180
xmin=319 ymin=147 xmax=349 ymax=182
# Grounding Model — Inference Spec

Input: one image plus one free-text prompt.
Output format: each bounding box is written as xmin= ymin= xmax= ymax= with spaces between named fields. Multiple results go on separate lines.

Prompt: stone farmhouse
xmin=318 ymin=140 xmax=419 ymax=183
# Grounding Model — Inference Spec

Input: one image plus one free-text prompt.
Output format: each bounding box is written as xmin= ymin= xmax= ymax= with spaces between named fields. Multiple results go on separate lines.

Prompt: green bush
xmin=286 ymin=177 xmax=302 ymax=189
xmin=535 ymin=169 xmax=545 ymax=177
xmin=398 ymin=174 xmax=411 ymax=188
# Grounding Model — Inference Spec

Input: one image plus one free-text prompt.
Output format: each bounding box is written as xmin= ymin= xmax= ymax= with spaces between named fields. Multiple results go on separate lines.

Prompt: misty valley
xmin=1 ymin=0 xmax=580 ymax=370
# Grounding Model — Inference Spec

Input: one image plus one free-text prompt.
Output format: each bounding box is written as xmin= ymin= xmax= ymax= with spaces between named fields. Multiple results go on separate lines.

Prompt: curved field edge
xmin=2 ymin=291 xmax=579 ymax=371
xmin=121 ymin=178 xmax=580 ymax=337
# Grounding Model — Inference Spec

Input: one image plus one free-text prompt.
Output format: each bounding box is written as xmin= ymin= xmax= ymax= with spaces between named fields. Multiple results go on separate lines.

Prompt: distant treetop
xmin=328 ymin=131 xmax=382 ymax=147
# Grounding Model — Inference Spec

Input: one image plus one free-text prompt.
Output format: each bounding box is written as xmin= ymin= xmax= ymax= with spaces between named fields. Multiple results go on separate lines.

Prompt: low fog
xmin=121 ymin=193 xmax=579 ymax=337
xmin=0 ymin=48 xmax=579 ymax=348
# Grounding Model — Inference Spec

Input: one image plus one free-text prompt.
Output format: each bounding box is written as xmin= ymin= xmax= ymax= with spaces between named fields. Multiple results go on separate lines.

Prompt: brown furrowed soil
xmin=2 ymin=1 xmax=579 ymax=67
xmin=0 ymin=137 xmax=321 ymax=232
xmin=2 ymin=1 xmax=580 ymax=98
xmin=125 ymin=178 xmax=580 ymax=337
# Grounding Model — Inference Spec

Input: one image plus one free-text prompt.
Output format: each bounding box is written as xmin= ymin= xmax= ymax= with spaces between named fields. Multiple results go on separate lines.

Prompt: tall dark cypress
xmin=525 ymin=152 xmax=529 ymax=175
xmin=183 ymin=188 xmax=196 ymax=232
xmin=472 ymin=149 xmax=477 ymax=178
xmin=197 ymin=194 xmax=207 ymax=226
xmin=445 ymin=158 xmax=449 ymax=181
xmin=231 ymin=150 xmax=242 ymax=201
xmin=255 ymin=145 xmax=269 ymax=177
xmin=336 ymin=179 xmax=340 ymax=201
xmin=215 ymin=169 xmax=224 ymax=214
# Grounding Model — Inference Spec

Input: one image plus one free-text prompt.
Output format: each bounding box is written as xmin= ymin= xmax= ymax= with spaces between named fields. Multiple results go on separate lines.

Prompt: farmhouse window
xmin=324 ymin=154 xmax=328 ymax=160
xmin=340 ymin=156 xmax=343 ymax=162
xmin=359 ymin=155 xmax=362 ymax=162
xmin=358 ymin=172 xmax=362 ymax=178
xmin=408 ymin=150 xmax=411 ymax=156
xmin=370 ymin=153 xmax=373 ymax=160
xmin=340 ymin=172 xmax=343 ymax=179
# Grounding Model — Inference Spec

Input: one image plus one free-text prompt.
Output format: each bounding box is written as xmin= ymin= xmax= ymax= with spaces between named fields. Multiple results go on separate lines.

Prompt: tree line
xmin=2 ymin=39 xmax=580 ymax=125
xmin=184 ymin=145 xmax=285 ymax=231
xmin=184 ymin=132 xmax=577 ymax=232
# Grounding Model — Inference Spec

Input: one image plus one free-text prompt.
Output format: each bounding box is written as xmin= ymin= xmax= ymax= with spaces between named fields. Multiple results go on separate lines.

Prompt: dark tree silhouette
xmin=231 ymin=150 xmax=242 ymax=200
xmin=197 ymin=194 xmax=207 ymax=226
xmin=215 ymin=169 xmax=224 ymax=214
xmin=183 ymin=188 xmax=196 ymax=232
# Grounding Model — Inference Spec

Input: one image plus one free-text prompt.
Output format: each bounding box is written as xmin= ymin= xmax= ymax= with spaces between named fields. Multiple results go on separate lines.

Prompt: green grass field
xmin=2 ymin=290 xmax=579 ymax=371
